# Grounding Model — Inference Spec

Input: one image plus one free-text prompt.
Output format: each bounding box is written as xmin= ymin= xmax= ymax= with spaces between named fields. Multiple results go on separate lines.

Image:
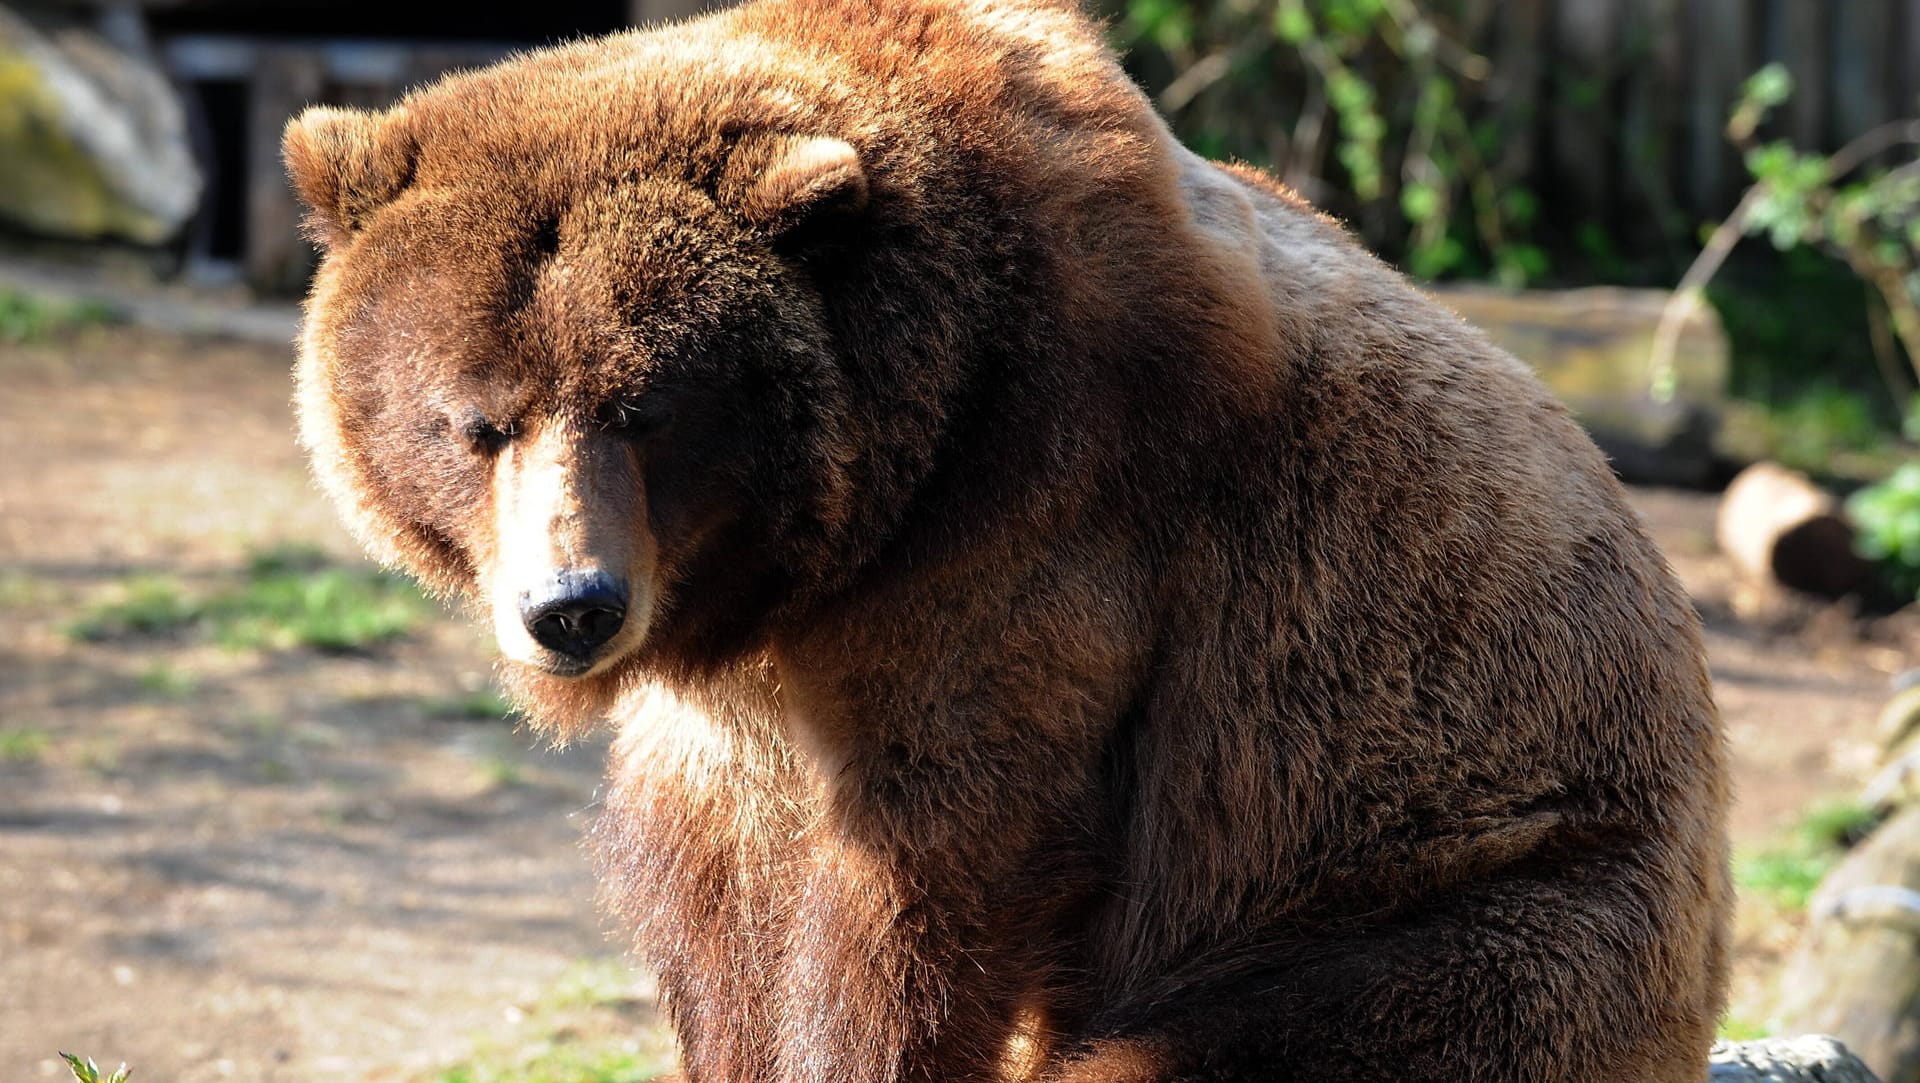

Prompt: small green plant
xmin=428 ymin=688 xmax=518 ymax=722
xmin=425 ymin=959 xmax=675 ymax=1083
xmin=0 ymin=572 xmax=51 ymax=609
xmin=0 ymin=289 xmax=116 ymax=343
xmin=1743 ymin=387 xmax=1889 ymax=475
xmin=136 ymin=663 xmax=199 ymax=700
xmin=1734 ymin=799 xmax=1880 ymax=911
xmin=478 ymin=755 xmax=527 ymax=789
xmin=59 ymin=1053 xmax=130 ymax=1083
xmin=1108 ymin=0 xmax=1547 ymax=284
xmin=212 ymin=564 xmax=429 ymax=651
xmin=436 ymin=1045 xmax=667 ymax=1083
xmin=68 ymin=547 xmax=431 ymax=653
xmin=1653 ymin=66 xmax=1920 ymax=418
xmin=1849 ymin=461 xmax=1920 ymax=603
xmin=1717 ymin=1014 xmax=1770 ymax=1042
xmin=0 ymin=727 xmax=51 ymax=763
xmin=67 ymin=577 xmax=196 ymax=640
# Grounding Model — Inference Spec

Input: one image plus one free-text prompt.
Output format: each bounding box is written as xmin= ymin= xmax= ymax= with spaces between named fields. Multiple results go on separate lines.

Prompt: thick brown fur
xmin=287 ymin=2 xmax=1730 ymax=1080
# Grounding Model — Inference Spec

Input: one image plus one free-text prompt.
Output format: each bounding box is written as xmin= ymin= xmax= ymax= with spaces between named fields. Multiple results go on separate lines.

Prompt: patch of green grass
xmin=428 ymin=688 xmax=517 ymax=722
xmin=68 ymin=549 xmax=432 ymax=654
xmin=77 ymin=738 xmax=121 ymax=777
xmin=542 ymin=959 xmax=649 ymax=1014
xmin=67 ymin=577 xmax=196 ymax=641
xmin=1735 ymin=799 xmax=1881 ymax=911
xmin=136 ymin=663 xmax=198 ymax=700
xmin=436 ymin=1044 xmax=668 ymax=1083
xmin=212 ymin=565 xmax=429 ymax=651
xmin=1717 ymin=1013 xmax=1771 ymax=1042
xmin=1733 ymin=850 xmax=1831 ymax=912
xmin=0 ymin=289 xmax=117 ymax=344
xmin=425 ymin=959 xmax=675 ymax=1083
xmin=1716 ymin=388 xmax=1907 ymax=481
xmin=0 ymin=572 xmax=53 ymax=609
xmin=59 ymin=1053 xmax=130 ymax=1083
xmin=0 ymin=727 xmax=51 ymax=763
xmin=478 ymin=756 xmax=527 ymax=789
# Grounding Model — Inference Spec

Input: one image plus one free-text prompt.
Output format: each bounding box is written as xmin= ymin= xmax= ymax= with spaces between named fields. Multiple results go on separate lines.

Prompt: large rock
xmin=1434 ymin=285 xmax=1729 ymax=486
xmin=1712 ymin=1037 xmax=1883 ymax=1081
xmin=1773 ymin=809 xmax=1920 ymax=1083
xmin=0 ymin=5 xmax=200 ymax=243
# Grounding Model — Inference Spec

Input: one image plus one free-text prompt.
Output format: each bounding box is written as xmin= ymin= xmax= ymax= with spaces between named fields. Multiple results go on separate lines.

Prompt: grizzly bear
xmin=284 ymin=1 xmax=1730 ymax=1080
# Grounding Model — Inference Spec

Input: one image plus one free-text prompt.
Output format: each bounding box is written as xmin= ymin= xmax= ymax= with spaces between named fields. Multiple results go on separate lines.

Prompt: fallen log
xmin=1716 ymin=462 xmax=1880 ymax=599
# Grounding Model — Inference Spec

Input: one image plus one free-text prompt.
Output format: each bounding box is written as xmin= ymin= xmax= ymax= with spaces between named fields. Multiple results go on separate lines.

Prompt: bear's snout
xmin=519 ymin=569 xmax=629 ymax=671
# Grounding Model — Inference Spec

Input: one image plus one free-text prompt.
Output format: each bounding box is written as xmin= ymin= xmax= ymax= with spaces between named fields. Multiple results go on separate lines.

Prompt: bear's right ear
xmin=283 ymin=106 xmax=418 ymax=248
xmin=720 ymin=133 xmax=869 ymax=242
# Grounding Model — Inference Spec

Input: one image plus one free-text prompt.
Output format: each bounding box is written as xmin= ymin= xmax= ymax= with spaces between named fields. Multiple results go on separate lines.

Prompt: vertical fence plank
xmin=246 ymin=48 xmax=326 ymax=294
xmin=629 ymin=0 xmax=716 ymax=26
xmin=1491 ymin=0 xmax=1548 ymax=187
xmin=1550 ymin=0 xmax=1624 ymax=230
xmin=1620 ymin=0 xmax=1688 ymax=255
xmin=1768 ymin=0 xmax=1831 ymax=150
xmin=1685 ymin=0 xmax=1755 ymax=215
xmin=1832 ymin=0 xmax=1894 ymax=144
xmin=1905 ymin=0 xmax=1920 ymax=114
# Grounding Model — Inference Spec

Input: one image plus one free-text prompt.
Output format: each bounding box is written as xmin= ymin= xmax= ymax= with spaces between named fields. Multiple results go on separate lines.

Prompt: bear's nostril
xmin=519 ymin=571 xmax=629 ymax=665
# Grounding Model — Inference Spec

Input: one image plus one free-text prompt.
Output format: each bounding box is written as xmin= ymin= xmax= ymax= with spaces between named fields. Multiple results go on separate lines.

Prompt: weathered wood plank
xmin=1621 ymin=0 xmax=1688 ymax=251
xmin=1832 ymin=0 xmax=1895 ymax=143
xmin=1491 ymin=0 xmax=1549 ymax=184
xmin=244 ymin=47 xmax=324 ymax=295
xmin=1550 ymin=0 xmax=1625 ymax=226
xmin=1686 ymin=0 xmax=1756 ymax=212
xmin=1905 ymin=0 xmax=1920 ymax=116
xmin=1768 ymin=0 xmax=1831 ymax=150
xmin=629 ymin=0 xmax=716 ymax=26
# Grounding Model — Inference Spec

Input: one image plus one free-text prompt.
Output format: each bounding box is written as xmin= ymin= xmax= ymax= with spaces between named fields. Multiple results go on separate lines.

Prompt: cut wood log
xmin=1716 ymin=463 xmax=1881 ymax=599
xmin=1773 ymin=808 xmax=1920 ymax=1083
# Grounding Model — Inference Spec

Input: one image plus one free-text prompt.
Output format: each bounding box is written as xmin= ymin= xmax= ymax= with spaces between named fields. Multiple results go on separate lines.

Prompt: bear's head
xmin=282 ymin=34 xmax=922 ymax=734
xmin=286 ymin=5 xmax=1172 ymax=735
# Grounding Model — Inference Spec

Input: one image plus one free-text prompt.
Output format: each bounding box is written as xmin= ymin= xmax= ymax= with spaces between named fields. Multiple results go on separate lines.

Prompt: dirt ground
xmin=0 ymin=325 xmax=1913 ymax=1080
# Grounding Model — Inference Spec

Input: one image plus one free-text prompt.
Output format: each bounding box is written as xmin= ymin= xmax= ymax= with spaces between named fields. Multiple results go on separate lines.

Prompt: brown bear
xmin=284 ymin=1 xmax=1730 ymax=1080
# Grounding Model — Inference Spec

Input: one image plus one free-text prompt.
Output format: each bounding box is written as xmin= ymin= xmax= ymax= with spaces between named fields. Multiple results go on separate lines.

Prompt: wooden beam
xmin=244 ymin=46 xmax=325 ymax=294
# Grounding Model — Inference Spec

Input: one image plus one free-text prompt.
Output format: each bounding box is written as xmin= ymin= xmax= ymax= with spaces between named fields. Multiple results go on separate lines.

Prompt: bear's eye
xmin=457 ymin=409 xmax=515 ymax=454
xmin=597 ymin=396 xmax=674 ymax=440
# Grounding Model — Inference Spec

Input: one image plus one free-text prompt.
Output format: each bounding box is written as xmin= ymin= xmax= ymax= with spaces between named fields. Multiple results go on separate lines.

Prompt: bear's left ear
xmin=721 ymin=133 xmax=868 ymax=238
xmin=283 ymin=105 xmax=418 ymax=248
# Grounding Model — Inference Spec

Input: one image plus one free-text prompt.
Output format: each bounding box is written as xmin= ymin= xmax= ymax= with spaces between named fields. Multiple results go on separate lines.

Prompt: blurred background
xmin=1 ymin=1 xmax=1918 ymax=1081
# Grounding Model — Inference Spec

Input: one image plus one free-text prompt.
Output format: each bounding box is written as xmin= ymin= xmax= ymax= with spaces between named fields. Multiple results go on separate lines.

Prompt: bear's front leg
xmin=766 ymin=546 xmax=1143 ymax=1083
xmin=773 ymin=835 xmax=1032 ymax=1083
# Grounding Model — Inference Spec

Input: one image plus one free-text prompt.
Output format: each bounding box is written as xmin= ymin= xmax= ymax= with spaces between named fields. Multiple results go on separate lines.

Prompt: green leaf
xmin=1273 ymin=1 xmax=1313 ymax=45
xmin=1742 ymin=63 xmax=1793 ymax=110
xmin=1400 ymin=182 xmax=1442 ymax=223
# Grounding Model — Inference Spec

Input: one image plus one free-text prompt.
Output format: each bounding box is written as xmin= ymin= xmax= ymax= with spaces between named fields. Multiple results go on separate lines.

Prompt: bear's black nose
xmin=520 ymin=570 xmax=628 ymax=665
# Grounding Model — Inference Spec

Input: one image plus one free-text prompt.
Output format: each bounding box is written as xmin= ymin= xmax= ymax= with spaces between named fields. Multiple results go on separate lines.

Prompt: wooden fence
xmin=150 ymin=0 xmax=1920 ymax=288
xmin=1490 ymin=0 xmax=1920 ymax=248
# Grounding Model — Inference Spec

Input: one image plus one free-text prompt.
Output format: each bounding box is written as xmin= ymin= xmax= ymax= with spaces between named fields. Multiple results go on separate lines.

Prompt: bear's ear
xmin=721 ymin=133 xmax=868 ymax=239
xmin=283 ymin=105 xmax=418 ymax=248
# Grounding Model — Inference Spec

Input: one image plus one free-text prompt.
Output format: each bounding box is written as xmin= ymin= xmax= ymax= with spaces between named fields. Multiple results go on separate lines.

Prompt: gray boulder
xmin=1712 ymin=1037 xmax=1883 ymax=1082
xmin=0 ymin=5 xmax=200 ymax=242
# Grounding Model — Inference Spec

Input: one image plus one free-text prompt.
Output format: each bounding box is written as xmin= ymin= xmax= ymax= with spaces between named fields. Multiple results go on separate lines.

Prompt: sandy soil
xmin=0 ymin=325 xmax=1912 ymax=1079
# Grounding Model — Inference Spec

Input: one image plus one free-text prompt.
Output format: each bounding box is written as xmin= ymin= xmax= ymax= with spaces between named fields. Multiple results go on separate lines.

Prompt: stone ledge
xmin=1711 ymin=1036 xmax=1881 ymax=1082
